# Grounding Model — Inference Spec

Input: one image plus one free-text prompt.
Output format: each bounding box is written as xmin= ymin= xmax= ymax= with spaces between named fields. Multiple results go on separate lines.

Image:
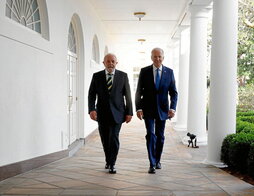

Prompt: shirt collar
xmin=105 ymin=69 xmax=115 ymax=75
xmin=153 ymin=65 xmax=162 ymax=72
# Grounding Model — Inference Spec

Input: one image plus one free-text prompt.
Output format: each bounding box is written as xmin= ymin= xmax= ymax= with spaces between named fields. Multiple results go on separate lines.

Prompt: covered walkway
xmin=0 ymin=119 xmax=253 ymax=196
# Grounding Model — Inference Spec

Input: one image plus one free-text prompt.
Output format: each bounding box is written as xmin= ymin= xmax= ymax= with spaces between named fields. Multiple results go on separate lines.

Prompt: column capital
xmin=189 ymin=4 xmax=211 ymax=18
xmin=178 ymin=25 xmax=190 ymax=32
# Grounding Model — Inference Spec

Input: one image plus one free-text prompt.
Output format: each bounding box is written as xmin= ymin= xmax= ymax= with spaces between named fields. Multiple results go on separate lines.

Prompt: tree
xmin=238 ymin=0 xmax=254 ymax=85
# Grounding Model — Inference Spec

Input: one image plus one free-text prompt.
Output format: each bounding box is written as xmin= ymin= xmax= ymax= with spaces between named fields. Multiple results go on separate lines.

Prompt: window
xmin=92 ymin=35 xmax=100 ymax=64
xmin=68 ymin=23 xmax=77 ymax=54
xmin=133 ymin=66 xmax=141 ymax=72
xmin=104 ymin=46 xmax=109 ymax=56
xmin=133 ymin=67 xmax=141 ymax=92
xmin=6 ymin=0 xmax=41 ymax=34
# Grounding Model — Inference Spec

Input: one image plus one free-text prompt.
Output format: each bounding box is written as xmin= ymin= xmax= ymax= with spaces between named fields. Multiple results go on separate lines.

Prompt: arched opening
xmin=5 ymin=0 xmax=50 ymax=40
xmin=92 ymin=34 xmax=100 ymax=64
xmin=104 ymin=45 xmax=109 ymax=56
xmin=67 ymin=14 xmax=84 ymax=146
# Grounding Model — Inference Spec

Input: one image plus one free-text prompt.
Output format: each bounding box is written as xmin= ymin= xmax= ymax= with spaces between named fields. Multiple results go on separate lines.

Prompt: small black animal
xmin=187 ymin=132 xmax=199 ymax=148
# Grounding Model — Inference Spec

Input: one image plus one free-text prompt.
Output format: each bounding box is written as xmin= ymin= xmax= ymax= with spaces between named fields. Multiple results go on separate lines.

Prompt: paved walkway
xmin=0 ymin=118 xmax=254 ymax=196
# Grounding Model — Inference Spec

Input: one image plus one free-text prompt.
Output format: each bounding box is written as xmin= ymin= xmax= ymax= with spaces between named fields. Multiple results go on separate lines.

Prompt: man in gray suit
xmin=88 ymin=53 xmax=133 ymax=174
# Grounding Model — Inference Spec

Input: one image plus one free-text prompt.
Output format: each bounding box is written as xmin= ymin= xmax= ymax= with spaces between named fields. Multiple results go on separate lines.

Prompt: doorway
xmin=67 ymin=51 xmax=78 ymax=145
xmin=67 ymin=22 xmax=78 ymax=146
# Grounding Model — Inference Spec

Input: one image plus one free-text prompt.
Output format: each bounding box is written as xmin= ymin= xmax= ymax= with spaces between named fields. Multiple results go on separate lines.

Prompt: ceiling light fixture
xmin=138 ymin=38 xmax=146 ymax=44
xmin=134 ymin=12 xmax=146 ymax=21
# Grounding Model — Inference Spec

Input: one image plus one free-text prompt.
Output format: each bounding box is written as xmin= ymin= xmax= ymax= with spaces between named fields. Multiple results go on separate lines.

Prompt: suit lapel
xmin=147 ymin=65 xmax=156 ymax=89
xmin=159 ymin=65 xmax=167 ymax=90
xmin=99 ymin=70 xmax=109 ymax=94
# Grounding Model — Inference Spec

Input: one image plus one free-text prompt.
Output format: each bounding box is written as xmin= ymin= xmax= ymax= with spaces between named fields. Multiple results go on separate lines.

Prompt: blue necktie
xmin=155 ymin=68 xmax=160 ymax=90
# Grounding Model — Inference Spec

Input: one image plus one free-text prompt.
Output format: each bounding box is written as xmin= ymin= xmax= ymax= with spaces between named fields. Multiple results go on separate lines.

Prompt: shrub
xmin=221 ymin=134 xmax=237 ymax=166
xmin=221 ymin=111 xmax=254 ymax=175
xmin=238 ymin=116 xmax=254 ymax=124
xmin=236 ymin=111 xmax=254 ymax=134
xmin=242 ymin=124 xmax=254 ymax=134
xmin=236 ymin=119 xmax=251 ymax=133
xmin=237 ymin=111 xmax=254 ymax=117
xmin=248 ymin=143 xmax=254 ymax=178
xmin=228 ymin=133 xmax=254 ymax=173
xmin=236 ymin=119 xmax=254 ymax=134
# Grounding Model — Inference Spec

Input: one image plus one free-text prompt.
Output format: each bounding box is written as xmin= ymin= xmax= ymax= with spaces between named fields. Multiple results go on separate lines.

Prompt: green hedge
xmin=236 ymin=111 xmax=254 ymax=117
xmin=236 ymin=112 xmax=254 ymax=134
xmin=238 ymin=116 xmax=254 ymax=124
xmin=221 ymin=111 xmax=254 ymax=177
xmin=228 ymin=133 xmax=254 ymax=173
xmin=236 ymin=119 xmax=254 ymax=134
xmin=248 ymin=143 xmax=254 ymax=178
xmin=221 ymin=134 xmax=237 ymax=167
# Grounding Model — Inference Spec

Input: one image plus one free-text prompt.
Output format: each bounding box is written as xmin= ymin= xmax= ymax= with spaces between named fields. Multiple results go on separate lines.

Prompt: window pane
xmin=92 ymin=35 xmax=100 ymax=63
xmin=35 ymin=22 xmax=41 ymax=33
xmin=33 ymin=10 xmax=40 ymax=21
xmin=5 ymin=0 xmax=42 ymax=35
xmin=68 ymin=23 xmax=77 ymax=54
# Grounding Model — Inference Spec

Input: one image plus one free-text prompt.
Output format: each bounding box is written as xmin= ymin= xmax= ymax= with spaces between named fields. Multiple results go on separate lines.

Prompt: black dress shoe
xmin=156 ymin=163 xmax=161 ymax=169
xmin=109 ymin=166 xmax=116 ymax=174
xmin=105 ymin=163 xmax=109 ymax=169
xmin=148 ymin=167 xmax=156 ymax=174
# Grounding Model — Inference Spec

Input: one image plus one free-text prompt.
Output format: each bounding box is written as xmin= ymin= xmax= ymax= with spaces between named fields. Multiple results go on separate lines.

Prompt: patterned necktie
xmin=155 ymin=68 xmax=160 ymax=90
xmin=107 ymin=73 xmax=113 ymax=91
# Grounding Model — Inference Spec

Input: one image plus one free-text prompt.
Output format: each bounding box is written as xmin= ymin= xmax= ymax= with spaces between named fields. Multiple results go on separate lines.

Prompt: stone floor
xmin=0 ymin=118 xmax=254 ymax=196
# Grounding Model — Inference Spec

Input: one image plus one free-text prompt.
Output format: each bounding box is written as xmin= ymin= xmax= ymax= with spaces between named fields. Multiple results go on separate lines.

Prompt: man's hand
xmin=89 ymin=111 xmax=97 ymax=121
xmin=136 ymin=111 xmax=143 ymax=120
xmin=125 ymin=115 xmax=132 ymax=123
xmin=168 ymin=109 xmax=175 ymax=118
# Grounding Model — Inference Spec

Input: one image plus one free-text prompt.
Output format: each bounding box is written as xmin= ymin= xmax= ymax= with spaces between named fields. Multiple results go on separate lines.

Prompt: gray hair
xmin=104 ymin=53 xmax=117 ymax=61
xmin=151 ymin=48 xmax=164 ymax=56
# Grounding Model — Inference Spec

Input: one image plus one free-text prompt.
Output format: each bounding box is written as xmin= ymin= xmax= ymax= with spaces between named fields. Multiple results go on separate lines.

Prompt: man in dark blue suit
xmin=88 ymin=53 xmax=133 ymax=174
xmin=135 ymin=48 xmax=178 ymax=174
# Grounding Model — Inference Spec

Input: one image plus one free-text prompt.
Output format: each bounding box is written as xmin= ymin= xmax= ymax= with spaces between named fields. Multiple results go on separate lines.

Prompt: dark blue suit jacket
xmin=135 ymin=65 xmax=178 ymax=120
xmin=88 ymin=69 xmax=133 ymax=124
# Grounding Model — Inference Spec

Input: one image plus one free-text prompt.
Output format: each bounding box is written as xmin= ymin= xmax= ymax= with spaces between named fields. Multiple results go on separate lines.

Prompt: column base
xmin=203 ymin=159 xmax=227 ymax=168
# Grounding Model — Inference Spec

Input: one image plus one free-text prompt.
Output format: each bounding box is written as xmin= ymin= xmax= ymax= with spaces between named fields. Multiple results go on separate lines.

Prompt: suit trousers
xmin=144 ymin=118 xmax=166 ymax=167
xmin=98 ymin=118 xmax=122 ymax=167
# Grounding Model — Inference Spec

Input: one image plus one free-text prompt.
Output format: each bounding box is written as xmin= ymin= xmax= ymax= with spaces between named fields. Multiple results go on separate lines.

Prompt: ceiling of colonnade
xmin=89 ymin=0 xmax=189 ymax=49
xmin=89 ymin=0 xmax=212 ymax=68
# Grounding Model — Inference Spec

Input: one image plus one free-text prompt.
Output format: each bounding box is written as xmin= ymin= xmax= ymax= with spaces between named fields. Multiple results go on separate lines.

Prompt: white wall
xmin=0 ymin=0 xmax=108 ymax=166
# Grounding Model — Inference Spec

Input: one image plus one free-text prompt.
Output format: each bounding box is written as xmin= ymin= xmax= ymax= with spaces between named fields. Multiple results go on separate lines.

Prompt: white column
xmin=187 ymin=5 xmax=209 ymax=145
xmin=174 ymin=27 xmax=190 ymax=132
xmin=169 ymin=38 xmax=180 ymax=123
xmin=206 ymin=0 xmax=238 ymax=165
